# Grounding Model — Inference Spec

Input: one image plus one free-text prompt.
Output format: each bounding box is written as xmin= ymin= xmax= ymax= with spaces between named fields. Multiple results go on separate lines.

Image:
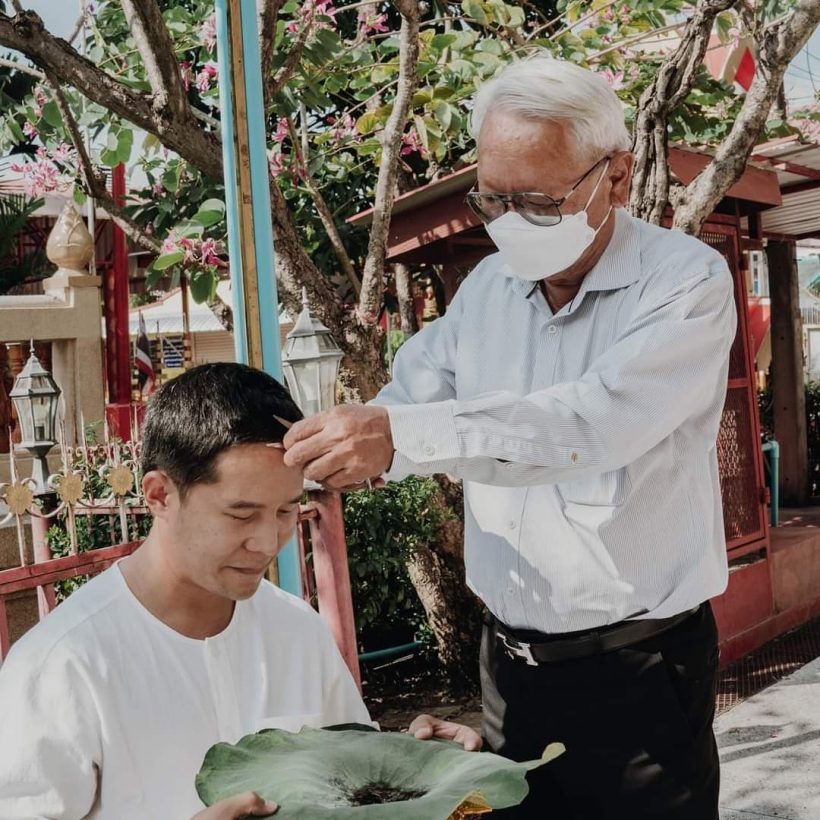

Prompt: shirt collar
xmin=501 ymin=207 xmax=641 ymax=301
xmin=577 ymin=207 xmax=641 ymax=294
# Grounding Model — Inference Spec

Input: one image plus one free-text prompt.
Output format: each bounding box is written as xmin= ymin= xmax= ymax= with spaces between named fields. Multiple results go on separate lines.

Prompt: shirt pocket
xmin=558 ymin=466 xmax=631 ymax=507
xmin=256 ymin=713 xmax=324 ymax=733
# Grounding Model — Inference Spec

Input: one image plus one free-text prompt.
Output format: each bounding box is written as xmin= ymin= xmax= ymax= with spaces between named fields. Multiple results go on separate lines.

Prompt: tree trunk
xmin=394 ymin=263 xmax=419 ymax=337
xmin=406 ymin=477 xmax=482 ymax=693
xmin=768 ymin=239 xmax=809 ymax=505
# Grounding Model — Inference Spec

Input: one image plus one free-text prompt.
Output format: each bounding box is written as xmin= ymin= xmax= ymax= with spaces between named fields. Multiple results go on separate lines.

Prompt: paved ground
xmin=717 ymin=655 xmax=820 ymax=819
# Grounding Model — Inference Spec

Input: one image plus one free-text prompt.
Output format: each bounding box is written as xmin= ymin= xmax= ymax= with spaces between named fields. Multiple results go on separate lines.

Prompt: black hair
xmin=140 ymin=362 xmax=303 ymax=497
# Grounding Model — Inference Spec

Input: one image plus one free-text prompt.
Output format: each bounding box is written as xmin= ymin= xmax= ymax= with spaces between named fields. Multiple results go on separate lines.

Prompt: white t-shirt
xmin=0 ymin=563 xmax=371 ymax=819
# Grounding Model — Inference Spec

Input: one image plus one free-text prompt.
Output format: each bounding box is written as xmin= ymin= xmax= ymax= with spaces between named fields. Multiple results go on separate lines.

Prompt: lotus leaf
xmin=196 ymin=724 xmax=552 ymax=818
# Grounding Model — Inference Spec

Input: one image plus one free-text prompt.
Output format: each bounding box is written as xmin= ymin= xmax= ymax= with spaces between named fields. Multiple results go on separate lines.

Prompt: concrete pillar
xmin=767 ymin=239 xmax=809 ymax=506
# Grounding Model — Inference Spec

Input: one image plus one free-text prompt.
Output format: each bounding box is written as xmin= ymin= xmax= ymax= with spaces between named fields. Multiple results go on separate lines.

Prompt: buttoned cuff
xmin=386 ymin=401 xmax=461 ymax=469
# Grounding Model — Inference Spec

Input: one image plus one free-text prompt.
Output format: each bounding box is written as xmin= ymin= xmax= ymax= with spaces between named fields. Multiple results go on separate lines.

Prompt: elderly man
xmin=283 ymin=56 xmax=736 ymax=819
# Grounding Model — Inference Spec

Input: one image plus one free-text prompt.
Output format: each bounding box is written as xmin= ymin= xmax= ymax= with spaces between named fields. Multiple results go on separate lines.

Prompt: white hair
xmin=471 ymin=55 xmax=632 ymax=160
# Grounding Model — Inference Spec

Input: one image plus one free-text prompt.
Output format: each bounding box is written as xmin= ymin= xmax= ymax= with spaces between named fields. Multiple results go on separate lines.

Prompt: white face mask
xmin=485 ymin=160 xmax=613 ymax=282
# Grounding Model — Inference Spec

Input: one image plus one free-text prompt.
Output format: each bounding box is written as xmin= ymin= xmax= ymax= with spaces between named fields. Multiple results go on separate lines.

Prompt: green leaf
xmin=41 ymin=101 xmax=62 ymax=129
xmin=462 ymin=0 xmax=489 ymax=25
xmin=193 ymin=198 xmax=226 ymax=228
xmin=73 ymin=188 xmax=87 ymax=206
xmin=116 ymin=128 xmax=134 ymax=165
xmin=356 ymin=111 xmax=382 ymax=135
xmin=175 ymin=218 xmax=204 ymax=238
xmin=7 ymin=118 xmax=24 ymax=143
xmin=431 ymin=100 xmax=453 ymax=132
xmin=196 ymin=725 xmax=551 ymax=818
xmin=100 ymin=148 xmax=119 ymax=167
xmin=188 ymin=269 xmax=218 ymax=303
xmin=152 ymin=250 xmax=184 ymax=271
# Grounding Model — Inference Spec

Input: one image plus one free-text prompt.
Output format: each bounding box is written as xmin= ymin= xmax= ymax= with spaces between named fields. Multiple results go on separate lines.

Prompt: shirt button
xmin=508 ymin=520 xmax=517 ymax=530
xmin=424 ymin=444 xmax=436 ymax=457
xmin=548 ymin=325 xmax=558 ymax=336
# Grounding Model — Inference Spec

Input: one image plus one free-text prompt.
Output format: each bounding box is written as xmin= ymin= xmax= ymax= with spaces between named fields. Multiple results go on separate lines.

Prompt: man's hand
xmin=282 ymin=405 xmax=394 ymax=490
xmin=191 ymin=791 xmax=277 ymax=819
xmin=407 ymin=714 xmax=483 ymax=752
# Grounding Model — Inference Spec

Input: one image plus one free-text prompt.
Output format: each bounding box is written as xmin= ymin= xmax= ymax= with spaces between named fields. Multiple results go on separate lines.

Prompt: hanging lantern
xmin=282 ymin=289 xmax=343 ymax=417
xmin=9 ymin=343 xmax=61 ymax=452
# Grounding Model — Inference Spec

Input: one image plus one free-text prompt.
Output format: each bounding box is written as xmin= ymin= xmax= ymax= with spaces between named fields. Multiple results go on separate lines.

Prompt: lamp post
xmin=9 ymin=343 xmax=61 ymax=614
xmin=282 ymin=293 xmax=360 ymax=689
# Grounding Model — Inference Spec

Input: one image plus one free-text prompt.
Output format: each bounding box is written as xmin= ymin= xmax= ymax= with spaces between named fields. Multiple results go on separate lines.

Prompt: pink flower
xmin=268 ymin=150 xmax=285 ymax=177
xmin=178 ymin=237 xmax=197 ymax=263
xmin=314 ymin=0 xmax=338 ymax=22
xmin=33 ymin=86 xmax=47 ymax=118
xmin=357 ymin=9 xmax=389 ymax=36
xmin=179 ymin=61 xmax=192 ymax=92
xmin=200 ymin=237 xmax=220 ymax=266
xmin=599 ymin=68 xmax=626 ymax=91
xmin=161 ymin=233 xmax=178 ymax=254
xmin=200 ymin=14 xmax=218 ymax=52
xmin=285 ymin=0 xmax=337 ymax=35
xmin=400 ymin=128 xmax=426 ymax=157
xmin=153 ymin=180 xmax=165 ymax=196
xmin=797 ymin=119 xmax=820 ymax=144
xmin=272 ymin=117 xmax=289 ymax=144
xmin=23 ymin=121 xmax=37 ymax=139
xmin=196 ymin=64 xmax=217 ymax=93
xmin=327 ymin=112 xmax=357 ymax=141
xmin=20 ymin=159 xmax=61 ymax=198
xmin=52 ymin=143 xmax=72 ymax=163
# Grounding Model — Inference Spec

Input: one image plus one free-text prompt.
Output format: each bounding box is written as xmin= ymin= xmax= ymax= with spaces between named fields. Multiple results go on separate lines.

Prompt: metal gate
xmin=699 ymin=215 xmax=770 ymax=559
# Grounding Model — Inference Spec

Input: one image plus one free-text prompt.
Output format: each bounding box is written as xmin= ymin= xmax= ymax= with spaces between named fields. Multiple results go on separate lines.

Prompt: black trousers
xmin=481 ymin=603 xmax=720 ymax=820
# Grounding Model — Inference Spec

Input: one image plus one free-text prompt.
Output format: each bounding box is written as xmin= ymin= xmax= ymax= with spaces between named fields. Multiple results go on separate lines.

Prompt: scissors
xmin=269 ymin=415 xmax=373 ymax=490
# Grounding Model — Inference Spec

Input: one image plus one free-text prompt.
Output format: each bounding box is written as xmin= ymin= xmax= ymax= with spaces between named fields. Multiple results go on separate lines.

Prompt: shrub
xmin=342 ymin=476 xmax=449 ymax=651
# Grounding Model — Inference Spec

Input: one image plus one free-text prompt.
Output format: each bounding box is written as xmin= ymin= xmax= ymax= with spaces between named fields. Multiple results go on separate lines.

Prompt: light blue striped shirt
xmin=372 ymin=208 xmax=737 ymax=633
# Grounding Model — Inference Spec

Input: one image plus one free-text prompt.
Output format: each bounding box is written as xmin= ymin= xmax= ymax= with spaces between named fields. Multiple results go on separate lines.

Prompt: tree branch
xmin=291 ymin=111 xmax=361 ymax=296
xmin=628 ymin=0 xmax=736 ymax=225
xmin=67 ymin=9 xmax=86 ymax=46
xmin=357 ymin=0 xmax=421 ymax=324
xmin=0 ymin=10 xmax=223 ymax=179
xmin=673 ymin=0 xmax=820 ymax=234
xmin=119 ymin=0 xmax=189 ymax=121
xmin=45 ymin=71 xmax=164 ymax=255
xmin=266 ymin=13 xmax=312 ymax=105
xmin=259 ymin=0 xmax=284 ymax=108
xmin=394 ymin=262 xmax=419 ymax=337
xmin=0 ymin=56 xmax=43 ymax=78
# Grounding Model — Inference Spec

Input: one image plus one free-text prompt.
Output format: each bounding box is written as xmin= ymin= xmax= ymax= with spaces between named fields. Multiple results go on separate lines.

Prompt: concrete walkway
xmin=717 ymin=655 xmax=820 ymax=819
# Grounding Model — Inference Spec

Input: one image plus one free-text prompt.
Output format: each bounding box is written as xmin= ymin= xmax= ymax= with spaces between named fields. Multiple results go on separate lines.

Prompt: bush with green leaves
xmin=342 ymin=477 xmax=449 ymax=651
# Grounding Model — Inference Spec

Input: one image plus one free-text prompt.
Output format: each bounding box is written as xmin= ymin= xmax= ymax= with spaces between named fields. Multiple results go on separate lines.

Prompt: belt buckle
xmin=498 ymin=632 xmax=538 ymax=666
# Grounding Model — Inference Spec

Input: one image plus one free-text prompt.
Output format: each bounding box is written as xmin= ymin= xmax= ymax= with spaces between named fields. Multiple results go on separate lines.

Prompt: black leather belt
xmin=491 ymin=605 xmax=702 ymax=665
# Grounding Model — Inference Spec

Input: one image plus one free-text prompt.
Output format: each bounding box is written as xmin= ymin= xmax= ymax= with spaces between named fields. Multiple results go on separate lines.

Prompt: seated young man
xmin=0 ymin=364 xmax=479 ymax=820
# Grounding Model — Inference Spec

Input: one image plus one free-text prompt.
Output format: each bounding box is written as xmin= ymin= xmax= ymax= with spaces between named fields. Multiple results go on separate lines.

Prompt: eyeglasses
xmin=465 ymin=156 xmax=609 ymax=227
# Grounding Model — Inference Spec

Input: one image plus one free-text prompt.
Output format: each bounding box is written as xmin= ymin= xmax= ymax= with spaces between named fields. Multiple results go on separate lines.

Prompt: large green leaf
xmin=196 ymin=724 xmax=552 ymax=818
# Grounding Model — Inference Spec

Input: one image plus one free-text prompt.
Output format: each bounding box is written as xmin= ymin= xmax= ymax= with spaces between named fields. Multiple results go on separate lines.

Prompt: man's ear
xmin=609 ymin=151 xmax=634 ymax=209
xmin=142 ymin=470 xmax=177 ymax=518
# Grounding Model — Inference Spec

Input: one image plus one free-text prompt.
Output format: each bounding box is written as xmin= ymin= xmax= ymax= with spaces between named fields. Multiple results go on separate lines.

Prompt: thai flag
xmin=135 ymin=312 xmax=155 ymax=396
